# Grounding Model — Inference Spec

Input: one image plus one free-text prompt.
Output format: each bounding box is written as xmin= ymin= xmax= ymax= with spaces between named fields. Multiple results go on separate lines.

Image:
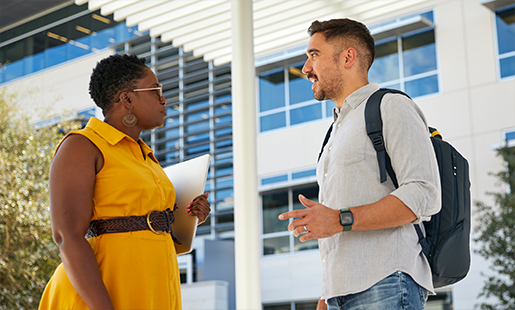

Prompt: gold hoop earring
xmin=122 ymin=111 xmax=137 ymax=127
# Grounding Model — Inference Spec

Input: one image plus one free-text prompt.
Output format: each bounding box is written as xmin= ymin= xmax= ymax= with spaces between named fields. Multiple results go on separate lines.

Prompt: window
xmin=258 ymin=62 xmax=335 ymax=133
xmin=264 ymin=301 xmax=318 ymax=310
xmin=261 ymin=184 xmax=319 ymax=255
xmin=0 ymin=4 xmax=144 ymax=84
xmin=495 ymin=5 xmax=515 ymax=79
xmin=369 ymin=11 xmax=439 ymax=97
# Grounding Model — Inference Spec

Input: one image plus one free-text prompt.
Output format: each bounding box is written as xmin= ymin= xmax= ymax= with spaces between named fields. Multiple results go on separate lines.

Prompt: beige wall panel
xmin=435 ymin=0 xmax=469 ymax=92
xmin=417 ymin=90 xmax=472 ymax=139
xmin=469 ymin=80 xmax=515 ymax=134
xmin=261 ymin=251 xmax=322 ymax=303
xmin=462 ymin=0 xmax=497 ymax=86
xmin=4 ymin=50 xmax=112 ymax=122
xmin=257 ymin=120 xmax=332 ymax=177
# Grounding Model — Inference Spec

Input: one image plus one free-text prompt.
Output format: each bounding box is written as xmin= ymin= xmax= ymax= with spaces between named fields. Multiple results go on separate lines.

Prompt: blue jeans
xmin=326 ymin=271 xmax=428 ymax=310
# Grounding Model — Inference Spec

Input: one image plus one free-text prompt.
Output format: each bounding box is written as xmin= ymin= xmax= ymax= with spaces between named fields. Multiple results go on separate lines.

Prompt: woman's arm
xmin=49 ymin=134 xmax=114 ymax=310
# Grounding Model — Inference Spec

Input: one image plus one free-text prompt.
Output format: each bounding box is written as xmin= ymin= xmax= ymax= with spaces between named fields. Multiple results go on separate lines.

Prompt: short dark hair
xmin=308 ymin=19 xmax=375 ymax=70
xmin=89 ymin=54 xmax=148 ymax=114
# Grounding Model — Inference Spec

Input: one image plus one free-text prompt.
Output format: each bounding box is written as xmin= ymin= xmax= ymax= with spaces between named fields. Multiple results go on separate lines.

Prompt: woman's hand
xmin=186 ymin=192 xmax=211 ymax=225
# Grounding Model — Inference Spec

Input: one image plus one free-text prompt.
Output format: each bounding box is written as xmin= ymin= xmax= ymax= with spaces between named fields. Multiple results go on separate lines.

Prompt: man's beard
xmin=314 ymin=88 xmax=327 ymax=101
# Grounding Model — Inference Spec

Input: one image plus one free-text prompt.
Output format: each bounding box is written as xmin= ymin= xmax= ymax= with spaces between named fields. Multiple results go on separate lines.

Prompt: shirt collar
xmin=333 ymin=83 xmax=379 ymax=121
xmin=85 ymin=117 xmax=158 ymax=163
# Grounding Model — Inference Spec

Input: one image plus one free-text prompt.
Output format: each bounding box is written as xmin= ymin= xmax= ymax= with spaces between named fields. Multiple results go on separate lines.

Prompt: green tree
xmin=0 ymin=88 xmax=80 ymax=309
xmin=474 ymin=145 xmax=515 ymax=310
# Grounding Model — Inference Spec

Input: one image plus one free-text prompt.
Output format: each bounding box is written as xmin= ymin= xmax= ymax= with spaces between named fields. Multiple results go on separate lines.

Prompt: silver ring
xmin=303 ymin=225 xmax=308 ymax=232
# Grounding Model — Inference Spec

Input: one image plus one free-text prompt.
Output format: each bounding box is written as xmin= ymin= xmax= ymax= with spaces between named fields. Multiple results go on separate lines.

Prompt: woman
xmin=39 ymin=54 xmax=210 ymax=309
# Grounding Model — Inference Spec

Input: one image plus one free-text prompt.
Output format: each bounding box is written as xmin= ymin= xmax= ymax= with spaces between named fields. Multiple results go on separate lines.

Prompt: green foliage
xmin=474 ymin=145 xmax=515 ymax=310
xmin=0 ymin=88 xmax=81 ymax=309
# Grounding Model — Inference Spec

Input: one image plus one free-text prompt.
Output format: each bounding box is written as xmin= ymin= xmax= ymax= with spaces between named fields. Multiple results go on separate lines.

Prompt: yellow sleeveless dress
xmin=39 ymin=117 xmax=181 ymax=310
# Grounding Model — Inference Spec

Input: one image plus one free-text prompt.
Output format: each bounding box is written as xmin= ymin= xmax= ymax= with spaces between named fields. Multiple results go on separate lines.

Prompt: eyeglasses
xmin=133 ymin=84 xmax=163 ymax=98
xmin=115 ymin=84 xmax=163 ymax=102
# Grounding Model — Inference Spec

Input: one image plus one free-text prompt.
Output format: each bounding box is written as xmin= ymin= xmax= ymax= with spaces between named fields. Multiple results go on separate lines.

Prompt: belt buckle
xmin=146 ymin=210 xmax=165 ymax=235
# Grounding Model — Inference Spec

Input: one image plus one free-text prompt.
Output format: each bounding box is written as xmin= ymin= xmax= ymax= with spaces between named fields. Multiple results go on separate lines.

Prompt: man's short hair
xmin=308 ymin=19 xmax=375 ymax=71
xmin=89 ymin=54 xmax=148 ymax=115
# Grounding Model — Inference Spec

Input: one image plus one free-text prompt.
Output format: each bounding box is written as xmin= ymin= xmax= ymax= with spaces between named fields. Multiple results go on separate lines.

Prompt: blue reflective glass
xmin=216 ymin=127 xmax=232 ymax=137
xmin=290 ymin=103 xmax=322 ymax=126
xmin=165 ymin=128 xmax=180 ymax=139
xmin=288 ymin=65 xmax=313 ymax=104
xmin=216 ymin=166 xmax=233 ymax=177
xmin=187 ymin=132 xmax=210 ymax=143
xmin=4 ymin=61 xmax=24 ymax=81
xmin=420 ymin=11 xmax=434 ymax=22
xmin=24 ymin=53 xmax=45 ymax=74
xmin=215 ymin=139 xmax=232 ymax=148
xmin=261 ymin=174 xmax=288 ymax=185
xmin=187 ymin=121 xmax=209 ymax=132
xmin=402 ymin=30 xmax=436 ymax=77
xmin=370 ymin=39 xmax=399 ymax=83
xmin=165 ymin=151 xmax=179 ymax=162
xmin=405 ymin=74 xmax=438 ymax=97
xmin=215 ymin=103 xmax=231 ymax=115
xmin=187 ymin=111 xmax=209 ymax=122
xmin=505 ymin=131 xmax=515 ymax=142
xmin=216 ymin=178 xmax=233 ymax=188
xmin=260 ymin=112 xmax=286 ymax=132
xmin=216 ymin=188 xmax=234 ymax=202
xmin=165 ymin=140 xmax=180 ymax=151
xmin=187 ymin=144 xmax=209 ymax=156
xmin=215 ymin=114 xmax=232 ymax=125
xmin=68 ymin=36 xmax=91 ymax=59
xmin=91 ymin=27 xmax=115 ymax=51
xmin=186 ymin=99 xmax=209 ymax=111
xmin=292 ymin=169 xmax=316 ymax=180
xmin=496 ymin=7 xmax=515 ymax=55
xmin=215 ymin=94 xmax=231 ymax=103
xmin=259 ymin=69 xmax=285 ymax=112
xmin=45 ymin=45 xmax=66 ymax=67
xmin=325 ymin=100 xmax=337 ymax=117
xmin=500 ymin=56 xmax=515 ymax=78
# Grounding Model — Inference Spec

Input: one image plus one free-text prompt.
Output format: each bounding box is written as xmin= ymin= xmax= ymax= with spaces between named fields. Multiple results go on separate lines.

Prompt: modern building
xmin=1 ymin=0 xmax=514 ymax=309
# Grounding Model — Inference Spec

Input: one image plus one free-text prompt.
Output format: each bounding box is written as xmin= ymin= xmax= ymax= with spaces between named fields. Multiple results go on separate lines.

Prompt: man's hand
xmin=278 ymin=194 xmax=342 ymax=242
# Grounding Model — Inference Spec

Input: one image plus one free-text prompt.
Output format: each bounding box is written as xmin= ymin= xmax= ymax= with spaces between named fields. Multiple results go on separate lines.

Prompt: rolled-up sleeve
xmin=381 ymin=94 xmax=441 ymax=222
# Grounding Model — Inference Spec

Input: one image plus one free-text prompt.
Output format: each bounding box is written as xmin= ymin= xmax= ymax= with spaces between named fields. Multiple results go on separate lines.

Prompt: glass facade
xmin=258 ymin=10 xmax=438 ymax=133
xmin=495 ymin=5 xmax=515 ymax=79
xmin=117 ymin=36 xmax=233 ymax=236
xmin=0 ymin=4 xmax=143 ymax=84
xmin=262 ymin=184 xmax=319 ymax=255
xmin=258 ymin=62 xmax=336 ymax=133
xmin=369 ymin=11 xmax=438 ymax=97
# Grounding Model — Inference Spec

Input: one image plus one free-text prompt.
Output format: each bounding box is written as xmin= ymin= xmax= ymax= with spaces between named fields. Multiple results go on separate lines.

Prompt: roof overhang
xmin=76 ymin=0 xmax=432 ymax=66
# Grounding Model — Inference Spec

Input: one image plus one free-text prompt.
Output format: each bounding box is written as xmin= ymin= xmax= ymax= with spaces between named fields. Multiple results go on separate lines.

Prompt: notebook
xmin=163 ymin=154 xmax=210 ymax=255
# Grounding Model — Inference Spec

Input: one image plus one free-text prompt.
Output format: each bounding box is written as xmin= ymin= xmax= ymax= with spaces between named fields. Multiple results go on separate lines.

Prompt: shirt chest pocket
xmin=331 ymin=123 xmax=367 ymax=166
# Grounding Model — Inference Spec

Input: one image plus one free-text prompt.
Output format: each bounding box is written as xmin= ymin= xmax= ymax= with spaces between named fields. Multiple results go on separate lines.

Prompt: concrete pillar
xmin=230 ymin=0 xmax=261 ymax=309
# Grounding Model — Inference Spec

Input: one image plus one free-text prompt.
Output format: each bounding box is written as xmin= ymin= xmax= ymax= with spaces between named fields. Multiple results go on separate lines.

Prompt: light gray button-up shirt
xmin=317 ymin=83 xmax=441 ymax=300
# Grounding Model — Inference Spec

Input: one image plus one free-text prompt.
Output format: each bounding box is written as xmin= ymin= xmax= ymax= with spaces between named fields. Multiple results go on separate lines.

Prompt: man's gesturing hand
xmin=278 ymin=194 xmax=342 ymax=242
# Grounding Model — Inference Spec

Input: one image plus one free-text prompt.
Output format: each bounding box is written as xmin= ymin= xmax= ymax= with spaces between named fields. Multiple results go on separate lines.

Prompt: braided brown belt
xmin=85 ymin=208 xmax=180 ymax=244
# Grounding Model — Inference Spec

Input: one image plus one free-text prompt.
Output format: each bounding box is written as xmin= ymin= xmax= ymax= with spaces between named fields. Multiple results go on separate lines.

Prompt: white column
xmin=231 ymin=0 xmax=261 ymax=309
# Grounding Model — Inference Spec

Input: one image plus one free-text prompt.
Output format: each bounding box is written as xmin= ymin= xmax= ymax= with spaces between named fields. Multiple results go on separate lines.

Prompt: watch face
xmin=340 ymin=213 xmax=353 ymax=224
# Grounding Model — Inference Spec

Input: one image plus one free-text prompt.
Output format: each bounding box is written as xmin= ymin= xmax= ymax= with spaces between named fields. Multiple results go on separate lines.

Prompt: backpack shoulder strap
xmin=318 ymin=123 xmax=333 ymax=162
xmin=365 ymin=88 xmax=425 ymax=241
xmin=364 ymin=88 xmax=409 ymax=186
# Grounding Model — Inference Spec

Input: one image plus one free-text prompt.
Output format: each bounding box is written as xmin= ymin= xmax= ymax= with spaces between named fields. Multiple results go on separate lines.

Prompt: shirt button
xmin=169 ymin=255 xmax=173 ymax=260
xmin=323 ymin=258 xmax=326 ymax=263
xmin=337 ymin=123 xmax=341 ymax=128
xmin=156 ymin=178 xmax=161 ymax=184
xmin=322 ymin=201 xmax=325 ymax=204
xmin=324 ymin=173 xmax=328 ymax=177
xmin=329 ymin=146 xmax=332 ymax=151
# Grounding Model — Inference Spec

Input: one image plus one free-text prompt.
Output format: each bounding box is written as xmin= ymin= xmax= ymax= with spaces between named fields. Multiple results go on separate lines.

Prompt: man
xmin=278 ymin=19 xmax=441 ymax=310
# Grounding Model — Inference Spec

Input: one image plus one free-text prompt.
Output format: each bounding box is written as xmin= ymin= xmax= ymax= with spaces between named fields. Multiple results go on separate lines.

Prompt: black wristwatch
xmin=339 ymin=208 xmax=353 ymax=231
